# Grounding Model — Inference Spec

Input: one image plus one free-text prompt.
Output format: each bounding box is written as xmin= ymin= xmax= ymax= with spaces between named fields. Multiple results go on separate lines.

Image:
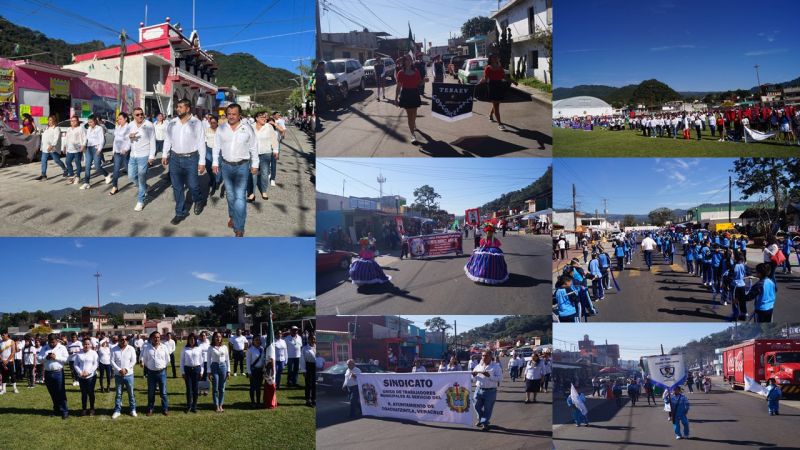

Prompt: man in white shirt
xmin=412 ymin=359 xmax=427 ymax=372
xmin=162 ymin=98 xmax=207 ymax=225
xmin=245 ymin=335 xmax=268 ymax=405
xmin=284 ymin=326 xmax=303 ymax=387
xmin=641 ymin=234 xmax=657 ymax=270
xmin=110 ymin=335 xmax=137 ymax=418
xmin=212 ymin=103 xmax=258 ymax=237
xmin=273 ymin=330 xmax=288 ymax=389
xmin=66 ymin=333 xmax=82 ymax=387
xmin=141 ymin=331 xmax=170 ymax=416
xmin=230 ymin=329 xmax=248 ymax=376
xmin=1 ymin=332 xmax=18 ymax=394
xmin=36 ymin=114 xmax=67 ymax=181
xmin=163 ymin=333 xmax=177 ymax=378
xmin=124 ymin=107 xmax=157 ymax=211
xmin=38 ymin=334 xmax=70 ymax=418
xmin=342 ymin=359 xmax=362 ymax=418
xmin=472 ymin=350 xmax=502 ymax=431
xmin=62 ymin=115 xmax=87 ymax=184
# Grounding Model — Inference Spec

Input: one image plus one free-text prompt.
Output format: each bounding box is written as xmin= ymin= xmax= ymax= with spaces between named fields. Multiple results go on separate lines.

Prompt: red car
xmin=316 ymin=245 xmax=354 ymax=272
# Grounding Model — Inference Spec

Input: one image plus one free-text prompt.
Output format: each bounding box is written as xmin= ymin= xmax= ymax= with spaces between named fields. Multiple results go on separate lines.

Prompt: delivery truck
xmin=722 ymin=339 xmax=800 ymax=395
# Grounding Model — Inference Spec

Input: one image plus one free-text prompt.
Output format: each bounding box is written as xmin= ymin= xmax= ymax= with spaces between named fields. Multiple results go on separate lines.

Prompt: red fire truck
xmin=722 ymin=339 xmax=800 ymax=395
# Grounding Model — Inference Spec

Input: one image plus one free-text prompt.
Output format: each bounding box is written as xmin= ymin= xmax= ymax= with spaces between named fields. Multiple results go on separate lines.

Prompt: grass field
xmin=553 ymin=127 xmax=800 ymax=157
xmin=0 ymin=342 xmax=314 ymax=449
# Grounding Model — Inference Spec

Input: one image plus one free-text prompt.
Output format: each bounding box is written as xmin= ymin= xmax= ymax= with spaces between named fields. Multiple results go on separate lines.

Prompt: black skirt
xmin=399 ymin=88 xmax=421 ymax=109
xmin=526 ymin=379 xmax=541 ymax=393
xmin=487 ymin=79 xmax=506 ymax=102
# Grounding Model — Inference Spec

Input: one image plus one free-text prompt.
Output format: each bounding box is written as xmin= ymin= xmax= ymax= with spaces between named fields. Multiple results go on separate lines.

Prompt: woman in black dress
xmin=396 ymin=56 xmax=424 ymax=144
xmin=480 ymin=54 xmax=517 ymax=131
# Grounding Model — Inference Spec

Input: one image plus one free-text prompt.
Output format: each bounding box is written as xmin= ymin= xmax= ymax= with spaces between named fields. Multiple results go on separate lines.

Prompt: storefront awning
xmin=17 ymin=60 xmax=86 ymax=78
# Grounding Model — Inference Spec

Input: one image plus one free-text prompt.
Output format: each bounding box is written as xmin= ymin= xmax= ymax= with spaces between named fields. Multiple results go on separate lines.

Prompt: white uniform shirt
xmin=525 ymin=361 xmax=543 ymax=380
xmin=98 ymin=346 xmax=111 ymax=365
xmin=62 ymin=126 xmax=87 ymax=153
xmin=254 ymin=123 xmax=279 ymax=155
xmin=199 ymin=339 xmax=210 ymax=363
xmin=128 ymin=120 xmax=157 ymax=159
xmin=207 ymin=345 xmax=230 ymax=368
xmin=86 ymin=125 xmax=105 ymax=149
xmin=0 ymin=339 xmax=15 ymax=362
xmin=204 ymin=127 xmax=216 ymax=149
xmin=40 ymin=126 xmax=61 ymax=153
xmin=412 ymin=365 xmax=427 ymax=373
xmin=142 ymin=343 xmax=170 ymax=371
xmin=343 ymin=366 xmax=361 ymax=388
xmin=472 ymin=361 xmax=502 ymax=389
xmin=302 ymin=345 xmax=316 ymax=364
xmin=74 ymin=350 xmax=99 ymax=378
xmin=110 ymin=345 xmax=137 ymax=375
xmin=67 ymin=340 xmax=82 ymax=362
xmin=230 ymin=335 xmax=248 ymax=352
xmin=163 ymin=338 xmax=176 ymax=355
xmin=180 ymin=345 xmax=204 ymax=374
xmin=38 ymin=343 xmax=69 ymax=371
xmin=112 ymin=122 xmax=132 ymax=153
xmin=163 ymin=116 xmax=206 ymax=162
xmin=273 ymin=338 xmax=288 ymax=363
xmin=212 ymin=120 xmax=258 ymax=168
xmin=153 ymin=121 xmax=166 ymax=141
xmin=22 ymin=342 xmax=36 ymax=365
xmin=285 ymin=335 xmax=303 ymax=359
xmin=246 ymin=345 xmax=268 ymax=373
xmin=641 ymin=237 xmax=657 ymax=251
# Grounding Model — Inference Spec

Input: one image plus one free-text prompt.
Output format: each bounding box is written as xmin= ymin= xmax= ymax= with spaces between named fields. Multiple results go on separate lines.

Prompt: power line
xmin=204 ymin=30 xmax=316 ymax=49
xmin=229 ymin=0 xmax=282 ymax=40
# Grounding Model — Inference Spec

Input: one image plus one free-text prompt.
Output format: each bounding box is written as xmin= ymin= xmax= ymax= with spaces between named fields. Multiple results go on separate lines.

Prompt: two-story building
xmin=490 ymin=0 xmax=552 ymax=83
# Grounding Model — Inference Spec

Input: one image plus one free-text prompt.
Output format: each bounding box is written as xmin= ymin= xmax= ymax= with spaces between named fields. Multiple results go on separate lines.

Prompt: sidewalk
xmin=510 ymin=83 xmax=552 ymax=106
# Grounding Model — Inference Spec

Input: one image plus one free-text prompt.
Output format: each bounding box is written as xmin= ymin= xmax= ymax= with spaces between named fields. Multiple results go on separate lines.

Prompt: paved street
xmin=553 ymin=377 xmax=800 ymax=449
xmin=0 ymin=126 xmax=315 ymax=237
xmin=553 ymin=244 xmax=800 ymax=322
xmin=317 ymin=234 xmax=551 ymax=315
xmin=317 ymin=357 xmax=551 ymax=450
xmin=317 ymin=77 xmax=552 ymax=157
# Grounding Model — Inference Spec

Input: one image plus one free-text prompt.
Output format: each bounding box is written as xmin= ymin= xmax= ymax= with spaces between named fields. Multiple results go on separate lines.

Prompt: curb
xmin=509 ymin=83 xmax=552 ymax=106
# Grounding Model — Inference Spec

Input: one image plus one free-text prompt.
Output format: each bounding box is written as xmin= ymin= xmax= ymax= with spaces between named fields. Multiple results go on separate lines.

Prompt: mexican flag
xmin=407 ymin=23 xmax=415 ymax=59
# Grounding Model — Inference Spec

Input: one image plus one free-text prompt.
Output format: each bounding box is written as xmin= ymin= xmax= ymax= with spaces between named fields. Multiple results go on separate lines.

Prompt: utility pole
xmin=341 ymin=179 xmax=345 ymax=211
xmin=603 ymin=199 xmax=608 ymax=223
xmin=316 ymin=1 xmax=323 ymax=61
xmin=377 ymin=172 xmax=386 ymax=211
xmin=292 ymin=57 xmax=312 ymax=105
xmin=728 ymin=176 xmax=732 ymax=223
xmin=116 ymin=30 xmax=127 ymax=117
xmin=572 ymin=184 xmax=577 ymax=232
xmin=754 ymin=65 xmax=762 ymax=99
xmin=94 ymin=272 xmax=102 ymax=330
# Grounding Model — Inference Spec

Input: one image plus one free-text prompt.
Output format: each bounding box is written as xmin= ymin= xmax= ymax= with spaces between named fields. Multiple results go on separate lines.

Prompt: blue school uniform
xmin=766 ymin=385 xmax=781 ymax=415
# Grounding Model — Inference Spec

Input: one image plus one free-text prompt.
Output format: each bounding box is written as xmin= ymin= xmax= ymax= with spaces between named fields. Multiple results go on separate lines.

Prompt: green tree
xmin=412 ymin=185 xmax=442 ymax=215
xmin=108 ymin=313 xmax=124 ymax=327
xmin=163 ymin=306 xmax=179 ymax=318
xmin=424 ymin=317 xmax=452 ymax=333
xmin=647 ymin=207 xmax=674 ymax=226
xmin=145 ymin=305 xmax=162 ymax=320
xmin=461 ymin=16 xmax=495 ymax=38
xmin=208 ymin=287 xmax=248 ymax=325
xmin=623 ymin=215 xmax=636 ymax=227
xmin=532 ymin=27 xmax=552 ymax=84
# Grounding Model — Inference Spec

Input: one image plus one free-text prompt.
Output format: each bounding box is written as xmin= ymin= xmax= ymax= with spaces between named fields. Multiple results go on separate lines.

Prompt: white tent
xmin=553 ymin=96 xmax=613 ymax=118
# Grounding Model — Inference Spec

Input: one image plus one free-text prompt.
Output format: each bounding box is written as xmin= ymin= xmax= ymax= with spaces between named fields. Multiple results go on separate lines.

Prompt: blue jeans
xmin=183 ymin=365 xmax=201 ymax=411
xmin=220 ymin=160 xmax=249 ymax=233
xmin=114 ymin=373 xmax=136 ymax=413
xmin=65 ymin=152 xmax=82 ymax=178
xmin=270 ymin=147 xmax=278 ymax=180
xmin=78 ymin=375 xmax=96 ymax=410
xmin=644 ymin=250 xmax=653 ymax=268
xmin=287 ymin=357 xmax=300 ymax=386
xmin=156 ymin=140 xmax=164 ymax=156
xmin=673 ymin=414 xmax=689 ymax=437
xmin=210 ymin=361 xmax=228 ymax=407
xmin=347 ymin=385 xmax=361 ymax=417
xmin=275 ymin=360 xmax=285 ymax=389
xmin=111 ymin=152 xmax=127 ymax=188
xmin=146 ymin=368 xmax=168 ymax=412
xmin=44 ymin=370 xmax=68 ymax=415
xmin=83 ymin=146 xmax=108 ymax=184
xmin=128 ymin=156 xmax=149 ymax=203
xmin=168 ymin=152 xmax=203 ymax=217
xmin=248 ymin=153 xmax=273 ymax=195
xmin=474 ymin=387 xmax=497 ymax=425
xmin=41 ymin=151 xmax=66 ymax=176
xmin=205 ymin=146 xmax=221 ymax=188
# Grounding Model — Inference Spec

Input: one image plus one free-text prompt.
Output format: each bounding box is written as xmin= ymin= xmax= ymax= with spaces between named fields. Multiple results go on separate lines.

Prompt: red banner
xmin=465 ymin=208 xmax=480 ymax=225
xmin=407 ymin=232 xmax=463 ymax=257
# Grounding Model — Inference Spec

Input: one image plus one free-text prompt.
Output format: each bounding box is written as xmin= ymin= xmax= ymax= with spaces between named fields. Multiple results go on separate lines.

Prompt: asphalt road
xmin=317 ymin=77 xmax=552 ymax=157
xmin=0 ymin=126 xmax=315 ymax=237
xmin=316 ymin=234 xmax=552 ymax=315
xmin=553 ymin=377 xmax=800 ymax=449
xmin=555 ymin=246 xmax=800 ymax=322
xmin=316 ymin=357 xmax=551 ymax=450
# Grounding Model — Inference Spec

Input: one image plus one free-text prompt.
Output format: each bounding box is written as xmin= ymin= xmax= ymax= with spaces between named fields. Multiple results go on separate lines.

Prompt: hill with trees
xmin=480 ymin=165 xmax=551 ymax=214
xmin=457 ymin=315 xmax=552 ymax=345
xmin=669 ymin=323 xmax=795 ymax=368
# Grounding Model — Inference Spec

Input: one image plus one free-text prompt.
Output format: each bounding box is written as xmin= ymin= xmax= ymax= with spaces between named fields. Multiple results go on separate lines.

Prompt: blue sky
xmin=553 ymin=158 xmax=768 ymax=215
xmin=554 ymin=323 xmax=731 ymax=360
xmin=1 ymin=0 xmax=315 ymax=72
xmin=403 ymin=315 xmax=505 ymax=335
xmin=0 ymin=238 xmax=315 ymax=313
xmin=317 ymin=158 xmax=550 ymax=215
xmin=555 ymin=0 xmax=800 ymax=90
xmin=320 ymin=0 xmax=499 ymax=48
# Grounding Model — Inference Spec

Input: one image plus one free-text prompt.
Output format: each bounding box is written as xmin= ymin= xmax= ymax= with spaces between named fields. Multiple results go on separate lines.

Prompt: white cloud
xmin=110 ymin=292 xmax=122 ymax=298
xmin=73 ymin=239 xmax=84 ymax=249
xmin=650 ymin=44 xmax=696 ymax=51
xmin=142 ymin=278 xmax=165 ymax=289
xmin=191 ymin=271 xmax=243 ymax=285
xmin=744 ymin=49 xmax=788 ymax=57
xmin=41 ymin=257 xmax=96 ymax=268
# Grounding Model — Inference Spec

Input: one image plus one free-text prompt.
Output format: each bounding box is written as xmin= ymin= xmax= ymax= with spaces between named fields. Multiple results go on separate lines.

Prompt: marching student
xmin=180 ymin=333 xmax=203 ymax=413
xmin=396 ymin=56 xmax=423 ymax=144
xmin=0 ymin=331 xmax=18 ymax=394
xmin=766 ymin=378 xmax=782 ymax=416
xmin=109 ymin=112 xmax=132 ymax=196
xmin=302 ymin=335 xmax=317 ymax=407
xmin=74 ymin=337 xmax=99 ymax=416
xmin=524 ymin=354 xmax=543 ymax=404
xmin=198 ymin=331 xmax=211 ymax=396
xmin=22 ymin=335 xmax=36 ymax=389
xmin=80 ymin=115 xmax=111 ymax=190
xmin=37 ymin=334 xmax=69 ymax=419
xmin=745 ymin=263 xmax=778 ymax=322
xmin=481 ymin=54 xmax=517 ymax=131
xmin=62 ymin=115 xmax=86 ymax=184
xmin=66 ymin=333 xmax=82 ymax=387
xmin=36 ymin=114 xmax=67 ymax=181
xmin=207 ymin=332 xmax=231 ymax=412
xmin=153 ymin=113 xmax=166 ymax=156
xmin=247 ymin=111 xmax=279 ymax=202
xmin=553 ymin=275 xmax=579 ymax=322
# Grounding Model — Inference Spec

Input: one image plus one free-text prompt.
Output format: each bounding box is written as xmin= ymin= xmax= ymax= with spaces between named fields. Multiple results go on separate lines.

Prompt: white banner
xmin=357 ymin=372 xmax=473 ymax=425
xmin=744 ymin=126 xmax=776 ymax=142
xmin=570 ymin=384 xmax=588 ymax=416
xmin=644 ymin=354 xmax=687 ymax=390
xmin=744 ymin=375 xmax=767 ymax=396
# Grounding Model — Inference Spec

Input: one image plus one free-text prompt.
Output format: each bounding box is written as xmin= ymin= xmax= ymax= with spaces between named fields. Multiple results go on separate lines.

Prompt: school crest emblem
xmin=660 ymin=365 xmax=675 ymax=379
xmin=445 ymin=382 xmax=470 ymax=413
xmin=362 ymin=383 xmax=378 ymax=406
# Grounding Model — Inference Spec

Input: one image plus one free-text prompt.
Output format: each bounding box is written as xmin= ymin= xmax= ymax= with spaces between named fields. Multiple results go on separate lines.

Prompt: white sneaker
xmin=0 ymin=389 xmax=5 ymax=395
xmin=13 ymin=387 xmax=18 ymax=393
xmin=270 ymin=180 xmax=276 ymax=187
xmin=498 ymin=125 xmax=506 ymax=131
xmin=134 ymin=202 xmax=143 ymax=212
xmin=105 ymin=174 xmax=112 ymax=184
xmin=131 ymin=410 xmax=137 ymax=417
xmin=112 ymin=411 xmax=121 ymax=419
xmin=80 ymin=183 xmax=90 ymax=190
xmin=233 ymin=373 xmax=237 ymax=377
xmin=73 ymin=381 xmax=79 ymax=386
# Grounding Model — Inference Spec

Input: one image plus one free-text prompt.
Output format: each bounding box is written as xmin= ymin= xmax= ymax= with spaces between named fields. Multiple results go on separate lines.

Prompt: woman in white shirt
xmin=247 ymin=111 xmax=279 ymax=201
xmin=763 ymin=238 xmax=780 ymax=281
xmin=62 ymin=115 xmax=87 ymax=184
xmin=198 ymin=331 xmax=210 ymax=396
xmin=36 ymin=114 xmax=67 ymax=181
xmin=154 ymin=113 xmax=166 ymax=156
xmin=109 ymin=112 xmax=132 ymax=195
xmin=207 ymin=332 xmax=230 ymax=412
xmin=74 ymin=338 xmax=99 ymax=415
xmin=21 ymin=336 xmax=36 ymax=388
xmin=180 ymin=333 xmax=203 ymax=413
xmin=302 ymin=335 xmax=317 ymax=406
xmin=97 ymin=339 xmax=112 ymax=393
xmin=81 ymin=115 xmax=110 ymax=189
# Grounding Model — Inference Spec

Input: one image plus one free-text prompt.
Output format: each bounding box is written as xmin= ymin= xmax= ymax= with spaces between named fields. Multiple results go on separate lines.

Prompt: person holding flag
xmin=766 ymin=378 xmax=781 ymax=416
xmin=260 ymin=305 xmax=278 ymax=409
xmin=567 ymin=384 xmax=589 ymax=426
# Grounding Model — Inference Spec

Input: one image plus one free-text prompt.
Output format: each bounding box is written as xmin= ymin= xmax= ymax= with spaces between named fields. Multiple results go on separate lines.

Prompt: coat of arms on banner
xmin=445 ymin=383 xmax=470 ymax=413
xmin=660 ymin=365 xmax=675 ymax=379
xmin=362 ymin=383 xmax=378 ymax=406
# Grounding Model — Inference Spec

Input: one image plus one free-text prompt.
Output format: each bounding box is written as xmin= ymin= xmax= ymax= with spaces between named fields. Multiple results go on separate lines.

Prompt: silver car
xmin=56 ymin=118 xmax=115 ymax=150
xmin=325 ymin=59 xmax=366 ymax=98
xmin=363 ymin=57 xmax=396 ymax=83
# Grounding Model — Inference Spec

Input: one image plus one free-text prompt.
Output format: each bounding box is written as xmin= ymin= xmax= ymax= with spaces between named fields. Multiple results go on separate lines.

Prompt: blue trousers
xmin=287 ymin=358 xmax=300 ymax=386
xmin=205 ymin=145 xmax=221 ymax=188
xmin=673 ymin=414 xmax=689 ymax=437
xmin=275 ymin=360 xmax=285 ymax=389
xmin=768 ymin=398 xmax=780 ymax=414
xmin=248 ymin=153 xmax=273 ymax=195
xmin=41 ymin=151 xmax=66 ymax=176
xmin=114 ymin=373 xmax=136 ymax=413
xmin=65 ymin=152 xmax=82 ymax=178
xmin=111 ymin=152 xmax=127 ymax=188
xmin=128 ymin=156 xmax=149 ymax=203
xmin=146 ymin=368 xmax=168 ymax=412
xmin=183 ymin=365 xmax=201 ymax=411
xmin=220 ymin=160 xmax=249 ymax=233
xmin=44 ymin=370 xmax=68 ymax=415
xmin=210 ymin=362 xmax=228 ymax=407
xmin=83 ymin=146 xmax=108 ymax=184
xmin=474 ymin=387 xmax=497 ymax=425
xmin=347 ymin=385 xmax=361 ymax=417
xmin=644 ymin=250 xmax=653 ymax=268
xmin=572 ymin=409 xmax=589 ymax=425
xmin=169 ymin=152 xmax=203 ymax=217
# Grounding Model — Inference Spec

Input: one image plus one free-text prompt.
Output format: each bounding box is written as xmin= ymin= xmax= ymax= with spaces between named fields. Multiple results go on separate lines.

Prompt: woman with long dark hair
xmin=480 ymin=54 xmax=517 ymax=131
xmin=180 ymin=333 xmax=203 ymax=413
xmin=207 ymin=332 xmax=230 ymax=412
xmin=396 ymin=56 xmax=424 ymax=144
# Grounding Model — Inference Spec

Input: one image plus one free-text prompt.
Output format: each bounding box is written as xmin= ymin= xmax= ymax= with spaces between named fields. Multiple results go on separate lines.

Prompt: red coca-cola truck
xmin=722 ymin=339 xmax=800 ymax=395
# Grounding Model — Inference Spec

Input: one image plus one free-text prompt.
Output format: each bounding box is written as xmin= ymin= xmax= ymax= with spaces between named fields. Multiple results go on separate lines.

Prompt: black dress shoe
xmin=170 ymin=215 xmax=186 ymax=225
xmin=194 ymin=202 xmax=206 ymax=215
xmin=35 ymin=175 xmax=46 ymax=181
